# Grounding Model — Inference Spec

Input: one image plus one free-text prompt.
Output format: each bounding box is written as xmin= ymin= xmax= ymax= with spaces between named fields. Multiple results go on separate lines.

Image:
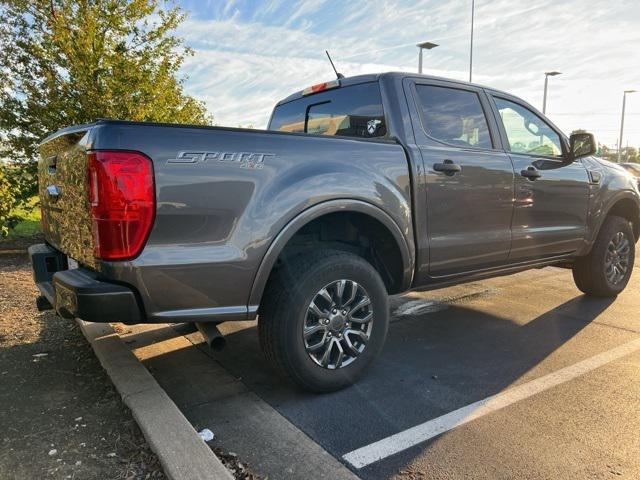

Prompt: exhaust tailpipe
xmin=195 ymin=322 xmax=226 ymax=351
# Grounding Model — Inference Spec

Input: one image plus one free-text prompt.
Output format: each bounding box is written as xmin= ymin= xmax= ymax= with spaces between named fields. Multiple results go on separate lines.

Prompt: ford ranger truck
xmin=29 ymin=72 xmax=640 ymax=392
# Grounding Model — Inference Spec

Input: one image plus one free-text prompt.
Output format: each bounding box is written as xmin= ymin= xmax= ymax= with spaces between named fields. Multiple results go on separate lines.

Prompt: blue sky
xmin=174 ymin=0 xmax=640 ymax=148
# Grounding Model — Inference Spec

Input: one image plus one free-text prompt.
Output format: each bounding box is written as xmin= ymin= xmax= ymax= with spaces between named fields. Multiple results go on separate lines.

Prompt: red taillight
xmin=87 ymin=150 xmax=155 ymax=260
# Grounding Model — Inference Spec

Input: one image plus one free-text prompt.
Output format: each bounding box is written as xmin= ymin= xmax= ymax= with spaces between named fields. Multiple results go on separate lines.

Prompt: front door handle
xmin=433 ymin=159 xmax=462 ymax=176
xmin=521 ymin=166 xmax=541 ymax=180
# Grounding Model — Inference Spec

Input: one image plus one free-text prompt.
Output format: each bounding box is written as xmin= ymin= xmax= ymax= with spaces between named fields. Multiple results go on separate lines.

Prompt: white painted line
xmin=394 ymin=299 xmax=439 ymax=317
xmin=343 ymin=336 xmax=640 ymax=469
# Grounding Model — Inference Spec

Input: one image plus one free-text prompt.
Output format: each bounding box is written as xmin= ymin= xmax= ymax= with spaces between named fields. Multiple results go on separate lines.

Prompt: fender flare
xmin=582 ymin=190 xmax=640 ymax=255
xmin=247 ymin=199 xmax=414 ymax=309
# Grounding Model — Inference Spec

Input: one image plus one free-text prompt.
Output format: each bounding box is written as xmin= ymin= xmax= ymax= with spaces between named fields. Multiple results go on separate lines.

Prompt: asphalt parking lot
xmin=119 ymin=261 xmax=640 ymax=480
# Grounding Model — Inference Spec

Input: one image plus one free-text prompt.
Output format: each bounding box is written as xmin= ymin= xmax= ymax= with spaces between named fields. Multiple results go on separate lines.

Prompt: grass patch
xmin=11 ymin=215 xmax=40 ymax=237
xmin=8 ymin=197 xmax=41 ymax=238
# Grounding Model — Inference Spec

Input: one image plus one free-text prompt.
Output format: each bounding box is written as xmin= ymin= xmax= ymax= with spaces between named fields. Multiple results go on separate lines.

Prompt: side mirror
xmin=569 ymin=132 xmax=596 ymax=160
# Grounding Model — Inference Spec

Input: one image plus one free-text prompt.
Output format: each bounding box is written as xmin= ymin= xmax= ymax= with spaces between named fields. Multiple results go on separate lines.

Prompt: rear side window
xmin=415 ymin=85 xmax=492 ymax=149
xmin=269 ymin=82 xmax=387 ymax=139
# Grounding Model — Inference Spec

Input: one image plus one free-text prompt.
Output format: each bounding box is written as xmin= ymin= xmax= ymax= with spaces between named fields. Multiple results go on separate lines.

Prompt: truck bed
xmin=38 ymin=120 xmax=413 ymax=322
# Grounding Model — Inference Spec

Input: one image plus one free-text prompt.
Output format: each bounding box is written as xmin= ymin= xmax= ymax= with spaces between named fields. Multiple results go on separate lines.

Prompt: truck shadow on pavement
xmin=186 ymin=293 xmax=616 ymax=458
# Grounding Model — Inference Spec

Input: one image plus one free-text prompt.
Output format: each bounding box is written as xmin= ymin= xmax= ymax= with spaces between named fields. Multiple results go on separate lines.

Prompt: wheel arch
xmin=583 ymin=192 xmax=640 ymax=256
xmin=248 ymin=200 xmax=414 ymax=310
xmin=605 ymin=196 xmax=640 ymax=241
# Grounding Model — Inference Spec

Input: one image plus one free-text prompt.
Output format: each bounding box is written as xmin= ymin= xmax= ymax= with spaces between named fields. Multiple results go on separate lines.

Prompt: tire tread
xmin=258 ymin=249 xmax=387 ymax=391
xmin=573 ymin=215 xmax=635 ymax=297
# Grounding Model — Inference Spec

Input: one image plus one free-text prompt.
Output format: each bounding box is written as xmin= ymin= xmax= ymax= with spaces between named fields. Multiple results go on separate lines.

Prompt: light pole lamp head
xmin=417 ymin=41 xmax=439 ymax=50
xmin=545 ymin=71 xmax=562 ymax=77
xmin=624 ymin=89 xmax=637 ymax=94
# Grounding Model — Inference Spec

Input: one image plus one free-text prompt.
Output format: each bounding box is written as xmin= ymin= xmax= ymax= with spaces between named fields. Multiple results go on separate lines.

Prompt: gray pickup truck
xmin=30 ymin=72 xmax=640 ymax=391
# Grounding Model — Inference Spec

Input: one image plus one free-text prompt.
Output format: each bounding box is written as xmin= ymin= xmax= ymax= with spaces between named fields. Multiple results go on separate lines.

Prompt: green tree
xmin=0 ymin=166 xmax=17 ymax=236
xmin=598 ymin=144 xmax=616 ymax=162
xmin=0 ymin=0 xmax=211 ymax=232
xmin=621 ymin=146 xmax=638 ymax=163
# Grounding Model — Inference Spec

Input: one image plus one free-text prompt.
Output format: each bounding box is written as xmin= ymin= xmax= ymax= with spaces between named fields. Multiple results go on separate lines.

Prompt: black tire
xmin=573 ymin=215 xmax=635 ymax=297
xmin=258 ymin=249 xmax=389 ymax=392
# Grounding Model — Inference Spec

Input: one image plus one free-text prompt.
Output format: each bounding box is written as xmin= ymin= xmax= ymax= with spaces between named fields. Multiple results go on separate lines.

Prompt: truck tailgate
xmin=38 ymin=127 xmax=96 ymax=268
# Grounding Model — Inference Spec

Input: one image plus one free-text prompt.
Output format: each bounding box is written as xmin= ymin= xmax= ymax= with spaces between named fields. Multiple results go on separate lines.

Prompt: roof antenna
xmin=325 ymin=50 xmax=345 ymax=79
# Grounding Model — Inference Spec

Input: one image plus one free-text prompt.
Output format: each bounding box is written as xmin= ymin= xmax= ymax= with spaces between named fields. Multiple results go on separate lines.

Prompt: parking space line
xmin=343 ymin=336 xmax=640 ymax=469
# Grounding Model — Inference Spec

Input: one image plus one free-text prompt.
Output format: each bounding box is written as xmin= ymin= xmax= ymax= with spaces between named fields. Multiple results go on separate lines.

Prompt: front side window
xmin=415 ymin=85 xmax=492 ymax=149
xmin=494 ymin=97 xmax=563 ymax=157
xmin=269 ymin=82 xmax=387 ymax=139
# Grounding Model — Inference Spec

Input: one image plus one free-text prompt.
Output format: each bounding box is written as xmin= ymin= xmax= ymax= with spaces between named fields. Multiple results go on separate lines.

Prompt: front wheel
xmin=573 ymin=215 xmax=635 ymax=297
xmin=258 ymin=250 xmax=389 ymax=392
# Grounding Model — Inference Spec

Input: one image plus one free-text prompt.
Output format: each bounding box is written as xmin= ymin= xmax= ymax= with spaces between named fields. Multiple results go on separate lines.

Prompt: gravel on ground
xmin=0 ymin=236 xmax=165 ymax=480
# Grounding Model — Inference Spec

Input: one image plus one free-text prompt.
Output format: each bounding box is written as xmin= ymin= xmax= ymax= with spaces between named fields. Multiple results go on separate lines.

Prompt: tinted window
xmin=415 ymin=85 xmax=492 ymax=148
xmin=494 ymin=97 xmax=563 ymax=157
xmin=269 ymin=101 xmax=305 ymax=133
xmin=269 ymin=82 xmax=387 ymax=138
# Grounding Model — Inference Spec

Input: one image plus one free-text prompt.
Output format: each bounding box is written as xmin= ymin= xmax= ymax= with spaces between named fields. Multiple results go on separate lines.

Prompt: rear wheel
xmin=258 ymin=250 xmax=389 ymax=392
xmin=573 ymin=216 xmax=635 ymax=297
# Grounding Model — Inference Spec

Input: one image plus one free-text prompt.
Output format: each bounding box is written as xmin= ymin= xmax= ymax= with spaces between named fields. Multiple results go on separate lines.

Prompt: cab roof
xmin=274 ymin=71 xmax=508 ymax=107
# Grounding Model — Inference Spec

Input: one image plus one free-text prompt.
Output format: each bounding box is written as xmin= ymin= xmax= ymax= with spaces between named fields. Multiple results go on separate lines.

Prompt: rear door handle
xmin=520 ymin=166 xmax=541 ymax=180
xmin=433 ymin=159 xmax=462 ymax=176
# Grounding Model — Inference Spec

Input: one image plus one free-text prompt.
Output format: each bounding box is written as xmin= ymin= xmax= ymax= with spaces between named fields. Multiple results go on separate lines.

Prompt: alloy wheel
xmin=605 ymin=231 xmax=631 ymax=285
xmin=303 ymin=280 xmax=373 ymax=369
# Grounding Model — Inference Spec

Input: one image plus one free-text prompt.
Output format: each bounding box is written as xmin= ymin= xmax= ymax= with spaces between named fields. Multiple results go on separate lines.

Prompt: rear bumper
xmin=28 ymin=243 xmax=142 ymax=324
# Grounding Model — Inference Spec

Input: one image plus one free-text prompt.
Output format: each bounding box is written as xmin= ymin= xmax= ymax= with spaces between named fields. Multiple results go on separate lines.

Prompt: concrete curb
xmin=76 ymin=320 xmax=234 ymax=480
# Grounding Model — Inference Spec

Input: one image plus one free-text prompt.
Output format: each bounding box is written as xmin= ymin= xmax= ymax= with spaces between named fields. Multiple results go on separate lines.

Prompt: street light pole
xmin=618 ymin=89 xmax=637 ymax=163
xmin=416 ymin=41 xmax=438 ymax=74
xmin=542 ymin=71 xmax=561 ymax=115
xmin=469 ymin=0 xmax=474 ymax=82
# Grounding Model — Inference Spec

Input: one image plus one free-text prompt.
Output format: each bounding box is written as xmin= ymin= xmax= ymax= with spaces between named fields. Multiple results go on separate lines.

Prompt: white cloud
xmin=177 ymin=0 xmax=640 ymax=147
xmin=181 ymin=50 xmax=418 ymax=128
xmin=283 ymin=0 xmax=330 ymax=28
